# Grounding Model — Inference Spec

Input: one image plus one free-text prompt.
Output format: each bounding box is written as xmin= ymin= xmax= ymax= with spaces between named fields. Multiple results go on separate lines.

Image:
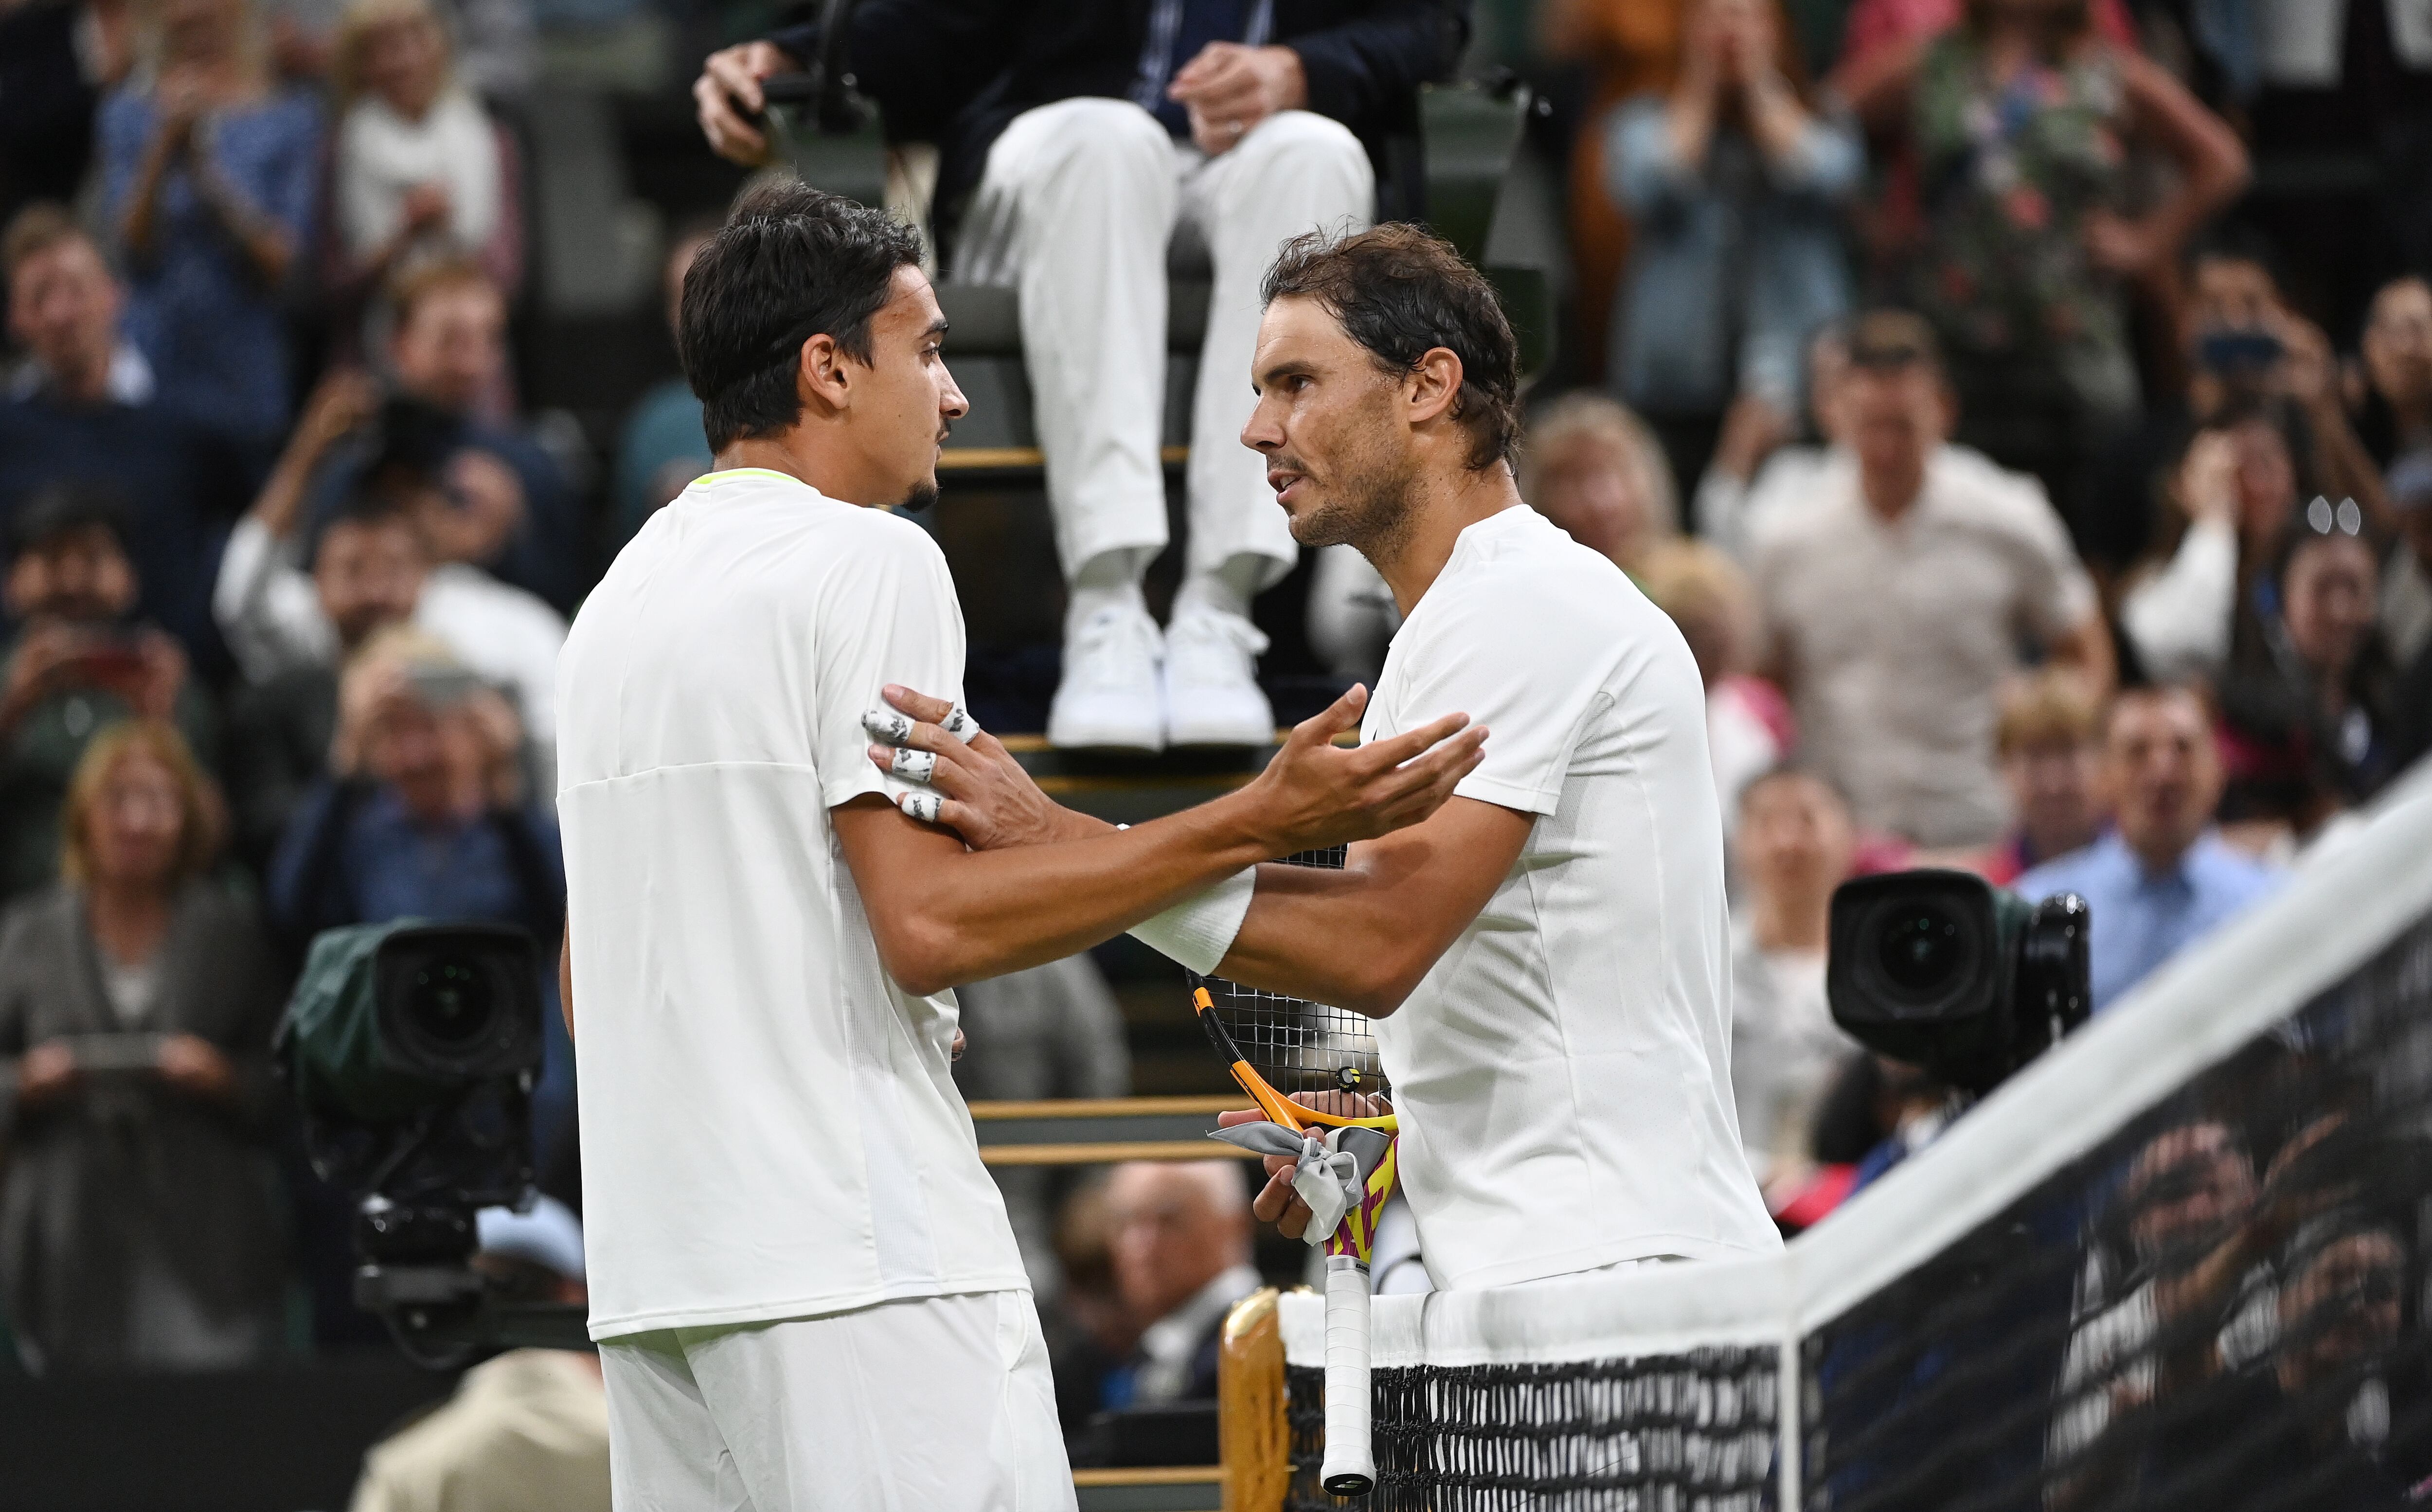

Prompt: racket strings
xmin=1195 ymin=844 xmax=1390 ymax=1105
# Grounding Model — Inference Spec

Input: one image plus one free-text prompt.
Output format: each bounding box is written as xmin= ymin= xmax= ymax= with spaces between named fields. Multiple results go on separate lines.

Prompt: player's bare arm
xmin=867 ymin=683 xmax=1528 ymax=1013
xmin=834 ymin=683 xmax=1487 ymax=995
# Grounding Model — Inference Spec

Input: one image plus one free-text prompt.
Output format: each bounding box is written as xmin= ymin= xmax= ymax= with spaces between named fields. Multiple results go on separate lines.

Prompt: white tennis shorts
xmin=598 ymin=1288 xmax=1075 ymax=1511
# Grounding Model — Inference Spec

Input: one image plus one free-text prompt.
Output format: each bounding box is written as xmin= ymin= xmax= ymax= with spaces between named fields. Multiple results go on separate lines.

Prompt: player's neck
xmin=1370 ymin=463 xmax=1526 ymax=618
xmin=713 ymin=429 xmax=896 ymax=509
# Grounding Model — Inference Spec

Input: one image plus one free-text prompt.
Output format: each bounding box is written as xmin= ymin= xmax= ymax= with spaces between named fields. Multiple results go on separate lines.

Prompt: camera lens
xmin=1878 ymin=905 xmax=1965 ymax=1000
xmin=405 ymin=958 xmax=495 ymax=1049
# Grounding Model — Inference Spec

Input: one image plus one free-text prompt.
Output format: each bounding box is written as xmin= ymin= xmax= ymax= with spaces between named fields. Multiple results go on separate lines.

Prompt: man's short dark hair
xmin=1260 ymin=224 xmax=1520 ymax=472
xmin=1 ymin=202 xmax=93 ymax=285
xmin=678 ymin=181 xmax=927 ymax=452
xmin=10 ymin=481 xmax=129 ymax=560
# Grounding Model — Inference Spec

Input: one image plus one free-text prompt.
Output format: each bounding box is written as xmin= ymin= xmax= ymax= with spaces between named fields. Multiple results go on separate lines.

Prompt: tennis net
xmin=1233 ymin=772 xmax=2432 ymax=1511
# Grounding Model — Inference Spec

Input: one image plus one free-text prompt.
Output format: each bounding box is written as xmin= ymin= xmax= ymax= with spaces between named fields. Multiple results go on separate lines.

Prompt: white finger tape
xmin=939 ymin=705 xmax=980 ymax=744
xmin=890 ymin=747 xmax=937 ymax=783
xmin=861 ymin=709 xmax=915 ymax=745
xmin=898 ymin=791 xmax=942 ymax=824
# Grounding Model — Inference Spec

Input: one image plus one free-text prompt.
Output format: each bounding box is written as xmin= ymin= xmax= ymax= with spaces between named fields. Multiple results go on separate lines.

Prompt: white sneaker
xmin=1048 ymin=603 xmax=1166 ymax=751
xmin=1163 ymin=608 xmax=1275 ymax=747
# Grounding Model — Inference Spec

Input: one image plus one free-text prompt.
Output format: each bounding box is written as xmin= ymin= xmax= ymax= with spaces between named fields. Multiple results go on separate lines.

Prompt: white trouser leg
xmin=1178 ymin=109 xmax=1375 ymax=585
xmin=635 ymin=1291 xmax=1073 ymax=1512
xmin=959 ymin=98 xmax=1180 ymax=583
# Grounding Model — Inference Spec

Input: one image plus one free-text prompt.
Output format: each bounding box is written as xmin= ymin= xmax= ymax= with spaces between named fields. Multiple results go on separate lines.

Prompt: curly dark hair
xmin=1260 ymin=223 xmax=1521 ymax=473
xmin=679 ymin=181 xmax=926 ymax=452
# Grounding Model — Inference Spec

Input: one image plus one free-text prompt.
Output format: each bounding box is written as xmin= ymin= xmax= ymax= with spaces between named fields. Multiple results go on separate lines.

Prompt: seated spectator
xmin=2015 ymin=683 xmax=2281 ymax=1013
xmin=697 ymin=4 xmax=1458 ymax=750
xmin=1752 ymin=309 xmax=2113 ymax=848
xmin=1607 ymin=0 xmax=1860 ymax=492
xmin=0 ymin=487 xmax=216 ymax=899
xmin=2382 ymin=450 xmax=2432 ymax=672
xmin=348 ymin=1198 xmax=607 ymax=1512
xmin=1521 ymin=392 xmax=1681 ymax=578
xmin=0 ymin=721 xmax=286 ymax=1372
xmin=608 ymin=223 xmax=714 ymax=551
xmin=1840 ymin=0 xmax=2247 ymax=520
xmin=311 ymin=261 xmax=580 ymax=612
xmin=1042 ymin=1175 xmax=1137 ymax=1445
xmin=1694 ymin=321 xmax=1845 ymax=562
xmin=951 ymin=954 xmax=1129 ymax=1299
xmin=326 ymin=0 xmax=519 ymax=352
xmin=214 ymin=366 xmax=566 ymax=749
xmin=1102 ymin=1161 xmax=1258 ymax=1409
xmin=1637 ymin=539 xmax=1792 ymax=836
xmin=95 ymin=0 xmax=321 ymax=452
xmin=2232 ymin=507 xmax=2396 ymax=809
xmin=2356 ymin=275 xmax=2432 ymax=469
xmin=2118 ymin=408 xmax=2304 ymax=687
xmin=1973 ymin=670 xmax=2104 ymax=885
xmin=1728 ymin=766 xmax=1863 ymax=1191
xmin=0 ymin=204 xmax=248 ymax=664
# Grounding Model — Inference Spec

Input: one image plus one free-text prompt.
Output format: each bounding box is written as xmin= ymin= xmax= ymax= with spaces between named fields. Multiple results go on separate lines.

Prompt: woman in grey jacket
xmin=0 ymin=720 xmax=288 ymax=1372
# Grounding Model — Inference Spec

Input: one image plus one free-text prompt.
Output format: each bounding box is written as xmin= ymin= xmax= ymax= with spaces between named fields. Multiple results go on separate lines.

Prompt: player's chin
xmin=898 ymin=475 xmax=942 ymax=514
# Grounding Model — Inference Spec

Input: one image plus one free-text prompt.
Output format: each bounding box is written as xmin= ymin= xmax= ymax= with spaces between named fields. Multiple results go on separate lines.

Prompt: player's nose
xmin=939 ymin=364 xmax=970 ymax=421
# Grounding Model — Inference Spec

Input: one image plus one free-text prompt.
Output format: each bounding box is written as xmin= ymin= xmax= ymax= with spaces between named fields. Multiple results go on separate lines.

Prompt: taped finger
xmin=862 ymin=708 xmax=916 ymax=746
xmin=898 ymin=790 xmax=942 ymax=825
xmin=888 ymin=747 xmax=938 ymax=783
xmin=938 ymin=704 xmax=981 ymax=744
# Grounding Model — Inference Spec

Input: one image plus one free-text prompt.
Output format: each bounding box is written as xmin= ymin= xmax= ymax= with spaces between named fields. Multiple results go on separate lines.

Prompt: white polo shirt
xmin=555 ymin=468 xmax=1028 ymax=1341
xmin=1362 ymin=504 xmax=1778 ymax=1290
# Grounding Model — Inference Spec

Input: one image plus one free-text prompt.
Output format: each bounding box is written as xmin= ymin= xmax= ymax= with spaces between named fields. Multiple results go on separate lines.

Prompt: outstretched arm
xmin=834 ymin=688 xmax=1486 ymax=996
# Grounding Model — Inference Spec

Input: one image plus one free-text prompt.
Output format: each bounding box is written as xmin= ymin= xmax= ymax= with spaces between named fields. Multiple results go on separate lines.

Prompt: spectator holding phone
xmin=0 ymin=486 xmax=216 ymax=899
xmin=0 ymin=720 xmax=288 ymax=1373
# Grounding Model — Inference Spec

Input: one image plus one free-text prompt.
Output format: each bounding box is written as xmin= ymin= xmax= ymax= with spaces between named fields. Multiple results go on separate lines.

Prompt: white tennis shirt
xmin=1361 ymin=505 xmax=1779 ymax=1289
xmin=555 ymin=468 xmax=1028 ymax=1340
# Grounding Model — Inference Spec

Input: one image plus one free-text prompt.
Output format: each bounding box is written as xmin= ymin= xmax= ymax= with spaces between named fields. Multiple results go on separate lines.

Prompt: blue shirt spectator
xmin=1605 ymin=0 xmax=1860 ymax=425
xmin=0 ymin=206 xmax=248 ymax=669
xmin=2013 ymin=685 xmax=2283 ymax=1013
xmin=96 ymin=18 xmax=320 ymax=452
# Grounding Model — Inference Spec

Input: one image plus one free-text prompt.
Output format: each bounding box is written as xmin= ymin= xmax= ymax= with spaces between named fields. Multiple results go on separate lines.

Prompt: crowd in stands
xmin=0 ymin=0 xmax=2429 ymax=1492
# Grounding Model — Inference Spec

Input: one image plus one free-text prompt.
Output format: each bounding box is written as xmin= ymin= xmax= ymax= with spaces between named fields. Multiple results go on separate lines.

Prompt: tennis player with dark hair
xmin=876 ymin=223 xmax=1779 ymax=1291
xmin=553 ymin=185 xmax=1484 ymax=1508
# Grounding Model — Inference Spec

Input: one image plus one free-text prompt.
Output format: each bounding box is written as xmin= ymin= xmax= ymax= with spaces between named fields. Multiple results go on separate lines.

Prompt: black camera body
xmin=1827 ymin=870 xmax=2092 ymax=1095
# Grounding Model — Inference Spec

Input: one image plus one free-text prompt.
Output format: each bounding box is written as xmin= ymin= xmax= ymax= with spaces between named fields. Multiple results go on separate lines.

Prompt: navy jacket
xmin=767 ymin=0 xmax=1469 ymax=252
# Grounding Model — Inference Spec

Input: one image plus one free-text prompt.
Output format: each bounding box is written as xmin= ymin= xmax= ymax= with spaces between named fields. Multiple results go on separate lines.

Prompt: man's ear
xmin=797 ymin=331 xmax=852 ymax=415
xmin=1407 ymin=346 xmax=1465 ymax=429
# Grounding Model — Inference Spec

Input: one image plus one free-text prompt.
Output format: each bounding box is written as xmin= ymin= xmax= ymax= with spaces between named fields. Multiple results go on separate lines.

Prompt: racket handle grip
xmin=1319 ymin=1252 xmax=1376 ymax=1497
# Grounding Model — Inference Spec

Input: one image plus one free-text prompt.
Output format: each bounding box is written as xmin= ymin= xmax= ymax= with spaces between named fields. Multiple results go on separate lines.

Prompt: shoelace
xmin=1067 ymin=607 xmax=1163 ymax=692
xmin=1165 ymin=611 xmax=1270 ymax=688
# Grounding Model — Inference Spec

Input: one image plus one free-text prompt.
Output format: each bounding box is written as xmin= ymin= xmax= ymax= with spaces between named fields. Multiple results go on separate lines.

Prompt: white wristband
xmin=1127 ymin=867 xmax=1256 ymax=976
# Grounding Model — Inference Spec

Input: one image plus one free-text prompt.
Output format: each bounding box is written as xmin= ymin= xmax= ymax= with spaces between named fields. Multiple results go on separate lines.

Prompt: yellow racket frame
xmin=1191 ymin=984 xmax=1399 ymax=1133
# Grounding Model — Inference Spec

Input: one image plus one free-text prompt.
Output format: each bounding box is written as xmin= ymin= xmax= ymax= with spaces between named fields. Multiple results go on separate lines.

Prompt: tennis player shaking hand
xmin=553 ymin=187 xmax=1481 ymax=1512
xmin=877 ymin=224 xmax=1781 ymax=1295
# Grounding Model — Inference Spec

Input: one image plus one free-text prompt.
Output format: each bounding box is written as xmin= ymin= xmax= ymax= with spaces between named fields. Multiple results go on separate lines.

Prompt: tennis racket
xmin=1189 ymin=845 xmax=1397 ymax=1497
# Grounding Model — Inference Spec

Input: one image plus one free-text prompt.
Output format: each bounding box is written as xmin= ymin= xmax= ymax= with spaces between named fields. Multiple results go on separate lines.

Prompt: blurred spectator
xmin=2229 ymin=505 xmax=2397 ymax=809
xmin=310 ymin=262 xmax=579 ymax=611
xmin=1975 ymin=669 xmax=2104 ymax=885
xmin=2386 ymin=452 xmax=2432 ymax=774
xmin=608 ymin=223 xmax=713 ymax=552
xmin=697 ymin=4 xmax=1454 ymax=753
xmin=0 ymin=721 xmax=286 ymax=1373
xmin=266 ymin=628 xmax=558 ymax=947
xmin=214 ymin=366 xmax=566 ymax=748
xmin=1 ymin=204 xmax=249 ymax=664
xmin=1520 ymin=392 xmax=1681 ymax=577
xmin=0 ymin=487 xmax=216 ymax=900
xmin=2117 ymin=412 xmax=2296 ymax=687
xmin=1102 ymin=1161 xmax=1257 ymax=1409
xmin=1728 ymin=766 xmax=1863 ymax=1189
xmin=1836 ymin=0 xmax=2135 ymax=72
xmin=1043 ymin=1175 xmax=1137 ymax=1443
xmin=0 ymin=0 xmax=112 ymax=230
xmin=2015 ymin=683 xmax=2281 ymax=1013
xmin=1752 ymin=309 xmax=2112 ymax=848
xmin=951 ymin=955 xmax=1130 ymax=1299
xmin=1638 ymin=539 xmax=1793 ymax=836
xmin=326 ymin=0 xmax=519 ymax=343
xmin=96 ymin=0 xmax=322 ymax=453
xmin=2089 ymin=236 xmax=2384 ymax=578
xmin=1607 ymin=0 xmax=1860 ymax=493
xmin=1694 ymin=321 xmax=1845 ymax=561
xmin=2354 ymin=275 xmax=2432 ymax=470
xmin=348 ymin=1198 xmax=608 ymax=1512
xmin=1841 ymin=0 xmax=2247 ymax=520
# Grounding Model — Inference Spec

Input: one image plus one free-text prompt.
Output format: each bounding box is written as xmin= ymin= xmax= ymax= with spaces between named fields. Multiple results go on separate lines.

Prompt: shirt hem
xmin=586 ymin=1269 xmax=1035 ymax=1341
xmin=1434 ymin=1230 xmax=1780 ymax=1292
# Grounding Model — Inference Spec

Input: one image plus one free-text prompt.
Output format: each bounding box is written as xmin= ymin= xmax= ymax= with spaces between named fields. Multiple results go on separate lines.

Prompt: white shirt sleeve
xmin=2120 ymin=516 xmax=2237 ymax=685
xmin=814 ymin=519 xmax=966 ymax=812
xmin=1382 ymin=567 xmax=1612 ymax=818
xmin=213 ymin=515 xmax=340 ymax=683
